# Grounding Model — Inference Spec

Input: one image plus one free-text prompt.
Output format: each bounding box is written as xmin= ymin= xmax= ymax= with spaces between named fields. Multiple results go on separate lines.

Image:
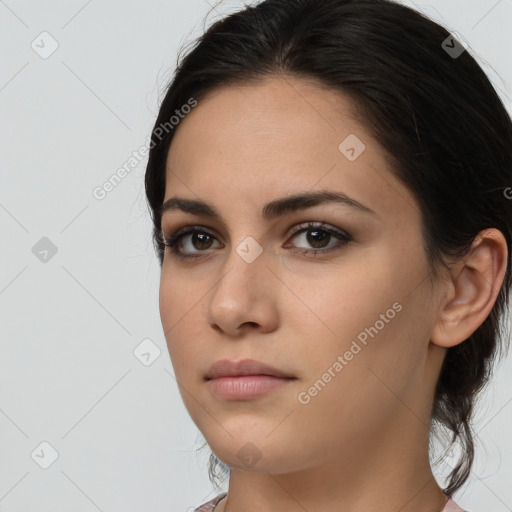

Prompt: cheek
xmin=289 ymin=244 xmax=428 ymax=391
xmin=159 ymin=265 xmax=203 ymax=330
xmin=159 ymin=271 xmax=176 ymax=333
xmin=282 ymin=250 xmax=399 ymax=347
xmin=159 ymin=270 xmax=203 ymax=371
xmin=159 ymin=273 xmax=176 ymax=347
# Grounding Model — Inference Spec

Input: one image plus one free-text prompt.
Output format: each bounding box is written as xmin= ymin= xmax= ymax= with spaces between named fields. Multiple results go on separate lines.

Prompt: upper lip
xmin=205 ymin=359 xmax=296 ymax=380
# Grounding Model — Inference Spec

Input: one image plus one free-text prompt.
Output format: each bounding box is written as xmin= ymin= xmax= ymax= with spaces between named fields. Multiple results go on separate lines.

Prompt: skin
xmin=158 ymin=75 xmax=508 ymax=512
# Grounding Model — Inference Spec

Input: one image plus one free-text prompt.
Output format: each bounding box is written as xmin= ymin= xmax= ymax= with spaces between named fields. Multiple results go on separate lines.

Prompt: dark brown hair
xmin=145 ymin=0 xmax=512 ymax=497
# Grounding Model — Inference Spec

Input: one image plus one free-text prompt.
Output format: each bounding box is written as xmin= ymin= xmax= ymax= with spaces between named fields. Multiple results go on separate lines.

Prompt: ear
xmin=431 ymin=228 xmax=508 ymax=348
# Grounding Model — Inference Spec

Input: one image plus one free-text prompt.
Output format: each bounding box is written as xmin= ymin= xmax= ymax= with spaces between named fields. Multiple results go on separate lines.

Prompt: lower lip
xmin=207 ymin=375 xmax=295 ymax=400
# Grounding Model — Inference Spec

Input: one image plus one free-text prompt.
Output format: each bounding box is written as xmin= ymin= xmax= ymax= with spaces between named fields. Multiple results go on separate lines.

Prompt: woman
xmin=144 ymin=0 xmax=512 ymax=510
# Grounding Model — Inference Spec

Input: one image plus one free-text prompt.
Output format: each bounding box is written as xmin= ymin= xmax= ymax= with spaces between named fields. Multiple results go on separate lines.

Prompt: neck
xmin=218 ymin=413 xmax=447 ymax=512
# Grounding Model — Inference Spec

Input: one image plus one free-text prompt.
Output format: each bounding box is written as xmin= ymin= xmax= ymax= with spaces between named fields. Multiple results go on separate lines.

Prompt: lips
xmin=205 ymin=358 xmax=296 ymax=380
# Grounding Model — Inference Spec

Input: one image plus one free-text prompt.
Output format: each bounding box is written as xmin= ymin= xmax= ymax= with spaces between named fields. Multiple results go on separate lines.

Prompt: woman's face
xmin=159 ymin=76 xmax=447 ymax=473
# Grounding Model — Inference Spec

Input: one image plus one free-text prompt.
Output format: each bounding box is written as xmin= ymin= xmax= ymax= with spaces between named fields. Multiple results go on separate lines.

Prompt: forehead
xmin=164 ymin=76 xmax=417 ymax=223
xmin=167 ymin=76 xmax=364 ymax=164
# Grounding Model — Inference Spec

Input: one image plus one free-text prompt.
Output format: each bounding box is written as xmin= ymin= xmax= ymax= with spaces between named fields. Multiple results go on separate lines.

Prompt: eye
xmin=162 ymin=222 xmax=351 ymax=260
xmin=162 ymin=226 xmax=223 ymax=259
xmin=284 ymin=222 xmax=352 ymax=256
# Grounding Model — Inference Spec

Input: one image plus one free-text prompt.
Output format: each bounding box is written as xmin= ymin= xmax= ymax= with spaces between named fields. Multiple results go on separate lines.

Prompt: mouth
xmin=205 ymin=358 xmax=297 ymax=401
xmin=206 ymin=374 xmax=296 ymax=401
xmin=205 ymin=358 xmax=296 ymax=380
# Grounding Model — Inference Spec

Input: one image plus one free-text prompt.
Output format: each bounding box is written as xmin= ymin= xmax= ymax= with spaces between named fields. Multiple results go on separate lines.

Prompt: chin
xmin=207 ymin=433 xmax=304 ymax=475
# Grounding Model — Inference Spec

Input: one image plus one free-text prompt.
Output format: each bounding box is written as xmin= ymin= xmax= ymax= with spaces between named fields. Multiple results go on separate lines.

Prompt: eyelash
xmin=161 ymin=222 xmax=352 ymax=260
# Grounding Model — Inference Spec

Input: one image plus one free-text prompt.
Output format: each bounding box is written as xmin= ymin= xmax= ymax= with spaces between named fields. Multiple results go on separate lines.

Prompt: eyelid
xmin=162 ymin=221 xmax=352 ymax=259
xmin=286 ymin=221 xmax=350 ymax=241
xmin=162 ymin=220 xmax=349 ymax=242
xmin=161 ymin=224 xmax=223 ymax=251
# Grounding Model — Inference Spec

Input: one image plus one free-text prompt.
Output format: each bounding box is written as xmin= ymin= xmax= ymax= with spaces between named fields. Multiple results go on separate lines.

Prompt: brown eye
xmin=286 ymin=222 xmax=352 ymax=255
xmin=162 ymin=227 xmax=223 ymax=259
xmin=303 ymin=228 xmax=331 ymax=249
xmin=163 ymin=222 xmax=351 ymax=260
xmin=190 ymin=232 xmax=215 ymax=250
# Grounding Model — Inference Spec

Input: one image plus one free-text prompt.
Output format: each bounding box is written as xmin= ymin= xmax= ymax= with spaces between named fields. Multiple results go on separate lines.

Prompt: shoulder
xmin=443 ymin=497 xmax=469 ymax=512
xmin=193 ymin=492 xmax=228 ymax=512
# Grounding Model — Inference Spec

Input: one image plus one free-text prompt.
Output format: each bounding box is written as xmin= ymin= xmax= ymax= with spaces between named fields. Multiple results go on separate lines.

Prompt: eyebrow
xmin=160 ymin=190 xmax=376 ymax=223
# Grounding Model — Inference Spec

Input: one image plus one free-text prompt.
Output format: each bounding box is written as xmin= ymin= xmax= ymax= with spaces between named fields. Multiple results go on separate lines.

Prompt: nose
xmin=206 ymin=243 xmax=279 ymax=337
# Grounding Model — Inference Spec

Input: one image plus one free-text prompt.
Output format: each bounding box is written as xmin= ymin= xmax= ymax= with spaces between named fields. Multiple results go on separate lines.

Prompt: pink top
xmin=193 ymin=492 xmax=467 ymax=511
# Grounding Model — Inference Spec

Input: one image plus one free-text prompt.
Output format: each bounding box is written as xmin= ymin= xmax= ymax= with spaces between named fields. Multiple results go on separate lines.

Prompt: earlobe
xmin=430 ymin=228 xmax=508 ymax=348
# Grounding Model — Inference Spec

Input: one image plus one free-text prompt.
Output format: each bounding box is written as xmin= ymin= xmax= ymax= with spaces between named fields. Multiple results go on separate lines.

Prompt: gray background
xmin=0 ymin=0 xmax=511 ymax=510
